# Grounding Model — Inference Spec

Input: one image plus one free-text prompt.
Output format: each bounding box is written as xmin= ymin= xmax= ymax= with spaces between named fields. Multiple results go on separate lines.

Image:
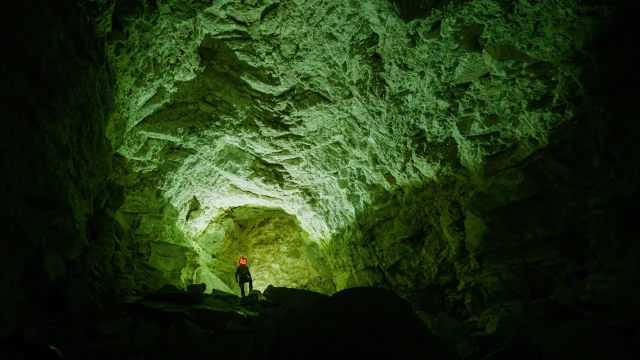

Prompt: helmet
xmin=239 ymin=256 xmax=247 ymax=265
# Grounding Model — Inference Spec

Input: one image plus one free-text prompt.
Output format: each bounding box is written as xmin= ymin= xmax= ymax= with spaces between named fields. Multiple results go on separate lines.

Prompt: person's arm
xmin=247 ymin=267 xmax=251 ymax=279
xmin=235 ymin=267 xmax=239 ymax=283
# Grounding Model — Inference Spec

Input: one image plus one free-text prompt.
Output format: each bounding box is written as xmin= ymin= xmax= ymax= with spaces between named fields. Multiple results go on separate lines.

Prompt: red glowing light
xmin=239 ymin=257 xmax=247 ymax=265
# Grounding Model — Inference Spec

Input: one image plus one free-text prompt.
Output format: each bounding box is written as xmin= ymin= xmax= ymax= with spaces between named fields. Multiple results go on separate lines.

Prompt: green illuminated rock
xmin=3 ymin=0 xmax=640 ymax=358
xmin=107 ymin=0 xmax=602 ymax=295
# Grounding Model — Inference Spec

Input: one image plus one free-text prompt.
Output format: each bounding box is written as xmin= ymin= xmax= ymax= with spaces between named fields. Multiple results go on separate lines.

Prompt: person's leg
xmin=248 ymin=278 xmax=253 ymax=291
xmin=239 ymin=281 xmax=246 ymax=297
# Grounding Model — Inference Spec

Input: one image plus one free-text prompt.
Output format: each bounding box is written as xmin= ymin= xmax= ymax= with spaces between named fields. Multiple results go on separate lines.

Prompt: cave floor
xmin=6 ymin=285 xmax=460 ymax=360
xmin=3 ymin=285 xmax=640 ymax=360
xmin=58 ymin=286 xmax=310 ymax=359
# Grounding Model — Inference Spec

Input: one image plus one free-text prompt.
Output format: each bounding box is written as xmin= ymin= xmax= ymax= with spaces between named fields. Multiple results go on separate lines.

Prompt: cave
xmin=2 ymin=0 xmax=640 ymax=359
xmin=194 ymin=205 xmax=332 ymax=295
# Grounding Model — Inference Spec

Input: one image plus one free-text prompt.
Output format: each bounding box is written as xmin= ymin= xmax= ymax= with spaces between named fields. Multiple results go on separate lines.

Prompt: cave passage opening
xmin=206 ymin=205 xmax=334 ymax=295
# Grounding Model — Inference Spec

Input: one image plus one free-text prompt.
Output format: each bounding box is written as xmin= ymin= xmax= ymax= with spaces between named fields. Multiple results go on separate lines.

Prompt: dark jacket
xmin=235 ymin=265 xmax=251 ymax=282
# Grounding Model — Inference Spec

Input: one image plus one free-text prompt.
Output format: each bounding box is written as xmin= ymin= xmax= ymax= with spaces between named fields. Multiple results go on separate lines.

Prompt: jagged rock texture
xmin=104 ymin=0 xmax=640 ymax=352
xmin=2 ymin=0 xmax=640 ymax=358
xmin=110 ymin=0 xmax=598 ymax=242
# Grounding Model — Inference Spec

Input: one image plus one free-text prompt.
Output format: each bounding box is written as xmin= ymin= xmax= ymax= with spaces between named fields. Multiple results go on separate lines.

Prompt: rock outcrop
xmin=273 ymin=286 xmax=457 ymax=359
xmin=2 ymin=286 xmax=454 ymax=360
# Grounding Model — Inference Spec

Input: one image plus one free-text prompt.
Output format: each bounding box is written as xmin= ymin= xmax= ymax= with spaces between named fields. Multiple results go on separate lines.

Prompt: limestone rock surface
xmin=99 ymin=2 xmax=640 ymax=356
xmin=109 ymin=0 xmax=595 ymax=242
xmin=3 ymin=0 xmax=640 ymax=359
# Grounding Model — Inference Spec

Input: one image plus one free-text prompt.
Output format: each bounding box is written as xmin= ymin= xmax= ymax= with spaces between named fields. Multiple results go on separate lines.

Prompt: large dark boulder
xmin=271 ymin=286 xmax=457 ymax=359
xmin=186 ymin=283 xmax=206 ymax=293
xmin=263 ymin=285 xmax=329 ymax=309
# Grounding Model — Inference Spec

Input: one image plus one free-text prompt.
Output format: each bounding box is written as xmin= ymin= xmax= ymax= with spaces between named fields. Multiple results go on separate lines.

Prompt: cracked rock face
xmin=97 ymin=0 xmax=640 ymax=354
xmin=2 ymin=0 xmax=640 ymax=357
xmin=111 ymin=0 xmax=593 ymax=234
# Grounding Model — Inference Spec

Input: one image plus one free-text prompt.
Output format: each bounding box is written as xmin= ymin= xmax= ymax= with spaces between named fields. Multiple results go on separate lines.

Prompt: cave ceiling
xmin=105 ymin=0 xmax=598 ymax=241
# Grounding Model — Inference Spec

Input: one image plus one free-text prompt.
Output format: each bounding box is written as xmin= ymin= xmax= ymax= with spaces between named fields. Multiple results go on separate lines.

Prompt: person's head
xmin=239 ymin=256 xmax=247 ymax=266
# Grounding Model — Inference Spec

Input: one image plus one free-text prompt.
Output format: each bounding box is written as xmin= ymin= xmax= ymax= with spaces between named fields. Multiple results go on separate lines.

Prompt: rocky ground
xmin=2 ymin=282 xmax=638 ymax=359
xmin=0 ymin=285 xmax=456 ymax=360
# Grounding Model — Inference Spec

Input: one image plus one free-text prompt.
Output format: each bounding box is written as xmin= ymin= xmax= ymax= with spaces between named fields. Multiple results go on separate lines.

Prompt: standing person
xmin=235 ymin=256 xmax=252 ymax=297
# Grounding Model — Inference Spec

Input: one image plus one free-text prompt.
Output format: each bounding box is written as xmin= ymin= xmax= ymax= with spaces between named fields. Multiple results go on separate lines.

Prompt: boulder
xmin=186 ymin=283 xmax=206 ymax=293
xmin=157 ymin=284 xmax=181 ymax=294
xmin=263 ymin=285 xmax=329 ymax=309
xmin=240 ymin=289 xmax=266 ymax=303
xmin=272 ymin=286 xmax=457 ymax=360
xmin=145 ymin=286 xmax=204 ymax=304
xmin=194 ymin=267 xmax=233 ymax=293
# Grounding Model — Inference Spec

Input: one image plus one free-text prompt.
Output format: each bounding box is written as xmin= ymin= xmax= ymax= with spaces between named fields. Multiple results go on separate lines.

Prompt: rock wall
xmin=323 ymin=2 xmax=640 ymax=357
xmin=0 ymin=0 xmax=117 ymax=332
xmin=3 ymin=1 xmax=639 ymax=358
xmin=219 ymin=207 xmax=334 ymax=294
xmin=101 ymin=4 xmax=639 ymax=350
xmin=109 ymin=0 xmax=602 ymax=242
xmin=112 ymin=193 xmax=334 ymax=295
